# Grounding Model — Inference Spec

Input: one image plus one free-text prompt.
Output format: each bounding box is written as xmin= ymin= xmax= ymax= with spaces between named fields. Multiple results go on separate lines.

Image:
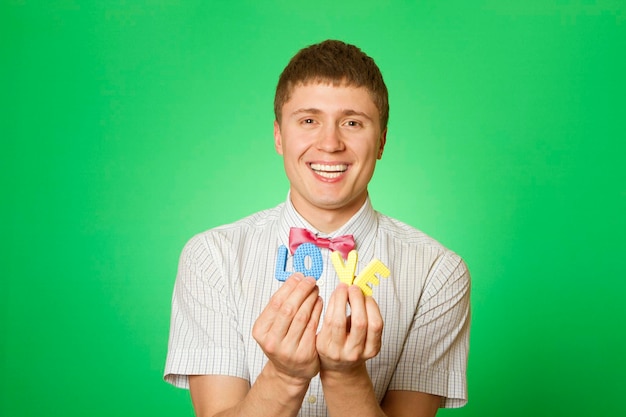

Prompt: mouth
xmin=309 ymin=163 xmax=349 ymax=179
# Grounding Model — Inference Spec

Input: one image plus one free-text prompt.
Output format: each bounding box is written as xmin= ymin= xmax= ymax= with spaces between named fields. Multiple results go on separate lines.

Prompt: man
xmin=164 ymin=40 xmax=470 ymax=417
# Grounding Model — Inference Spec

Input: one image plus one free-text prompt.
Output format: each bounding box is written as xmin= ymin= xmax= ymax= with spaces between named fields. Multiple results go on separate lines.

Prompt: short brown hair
xmin=274 ymin=40 xmax=389 ymax=130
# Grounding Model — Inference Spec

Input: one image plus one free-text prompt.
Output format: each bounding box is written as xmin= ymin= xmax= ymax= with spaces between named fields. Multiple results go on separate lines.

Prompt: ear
xmin=377 ymin=128 xmax=387 ymax=160
xmin=274 ymin=120 xmax=284 ymax=155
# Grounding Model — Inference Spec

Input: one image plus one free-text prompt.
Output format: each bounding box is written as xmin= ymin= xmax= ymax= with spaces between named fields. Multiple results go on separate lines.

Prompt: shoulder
xmin=377 ymin=213 xmax=451 ymax=254
xmin=193 ymin=204 xmax=282 ymax=241
xmin=376 ymin=212 xmax=468 ymax=279
xmin=211 ymin=204 xmax=282 ymax=236
xmin=181 ymin=204 xmax=283 ymax=259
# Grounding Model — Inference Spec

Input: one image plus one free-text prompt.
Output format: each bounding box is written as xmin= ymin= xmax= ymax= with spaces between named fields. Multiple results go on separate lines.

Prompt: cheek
xmin=358 ymin=142 xmax=382 ymax=160
xmin=284 ymin=137 xmax=314 ymax=158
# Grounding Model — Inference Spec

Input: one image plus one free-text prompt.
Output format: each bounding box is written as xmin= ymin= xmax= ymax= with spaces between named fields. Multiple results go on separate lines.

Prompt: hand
xmin=316 ymin=283 xmax=384 ymax=373
xmin=252 ymin=273 xmax=323 ymax=384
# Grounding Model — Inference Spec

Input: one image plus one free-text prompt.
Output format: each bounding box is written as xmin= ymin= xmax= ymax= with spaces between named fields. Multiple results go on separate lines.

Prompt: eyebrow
xmin=291 ymin=108 xmax=322 ymax=116
xmin=291 ymin=108 xmax=374 ymax=121
xmin=342 ymin=109 xmax=373 ymax=121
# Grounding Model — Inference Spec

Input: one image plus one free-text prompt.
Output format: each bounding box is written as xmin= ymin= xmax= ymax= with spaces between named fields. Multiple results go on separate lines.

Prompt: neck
xmin=290 ymin=193 xmax=367 ymax=234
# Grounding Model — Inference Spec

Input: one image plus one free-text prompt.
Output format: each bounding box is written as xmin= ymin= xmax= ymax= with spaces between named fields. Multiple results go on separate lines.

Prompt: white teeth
xmin=316 ymin=171 xmax=342 ymax=179
xmin=310 ymin=163 xmax=348 ymax=179
xmin=310 ymin=163 xmax=348 ymax=172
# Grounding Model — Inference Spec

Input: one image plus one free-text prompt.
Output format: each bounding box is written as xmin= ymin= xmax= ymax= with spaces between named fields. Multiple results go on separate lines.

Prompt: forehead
xmin=283 ymin=82 xmax=378 ymax=114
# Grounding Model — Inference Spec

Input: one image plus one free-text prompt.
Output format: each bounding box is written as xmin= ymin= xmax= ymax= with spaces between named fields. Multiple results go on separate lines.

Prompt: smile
xmin=309 ymin=163 xmax=348 ymax=179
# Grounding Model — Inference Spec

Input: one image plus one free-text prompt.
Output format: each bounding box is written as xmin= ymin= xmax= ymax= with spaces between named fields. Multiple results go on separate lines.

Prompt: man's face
xmin=274 ymin=82 xmax=386 ymax=226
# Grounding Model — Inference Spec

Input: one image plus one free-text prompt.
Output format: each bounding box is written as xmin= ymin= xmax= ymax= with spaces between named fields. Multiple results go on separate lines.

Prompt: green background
xmin=3 ymin=1 xmax=625 ymax=416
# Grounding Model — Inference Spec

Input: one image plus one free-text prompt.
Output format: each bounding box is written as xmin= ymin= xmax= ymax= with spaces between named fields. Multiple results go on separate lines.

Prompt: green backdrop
xmin=3 ymin=1 xmax=625 ymax=416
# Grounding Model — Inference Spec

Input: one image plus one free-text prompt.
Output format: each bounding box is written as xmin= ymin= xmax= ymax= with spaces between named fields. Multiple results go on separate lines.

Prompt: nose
xmin=316 ymin=125 xmax=345 ymax=152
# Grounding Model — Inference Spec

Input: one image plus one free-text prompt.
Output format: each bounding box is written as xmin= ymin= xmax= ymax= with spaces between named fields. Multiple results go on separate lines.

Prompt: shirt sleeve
xmin=388 ymin=250 xmax=471 ymax=408
xmin=164 ymin=233 xmax=249 ymax=389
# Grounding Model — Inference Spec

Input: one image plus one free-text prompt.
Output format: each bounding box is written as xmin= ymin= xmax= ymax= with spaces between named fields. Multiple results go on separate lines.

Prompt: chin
xmin=312 ymin=195 xmax=361 ymax=211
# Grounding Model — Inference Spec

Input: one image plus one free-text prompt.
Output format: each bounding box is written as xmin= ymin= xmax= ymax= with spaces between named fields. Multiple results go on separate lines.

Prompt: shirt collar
xmin=277 ymin=191 xmax=379 ymax=253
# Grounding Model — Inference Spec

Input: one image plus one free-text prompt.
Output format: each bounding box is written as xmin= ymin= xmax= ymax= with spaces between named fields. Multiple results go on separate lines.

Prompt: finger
xmin=284 ymin=284 xmax=320 ymax=345
xmin=253 ymin=273 xmax=304 ymax=337
xmin=362 ymin=296 xmax=384 ymax=359
xmin=327 ymin=283 xmax=349 ymax=345
xmin=299 ymin=296 xmax=323 ymax=350
xmin=317 ymin=283 xmax=341 ymax=347
xmin=268 ymin=273 xmax=305 ymax=318
xmin=269 ymin=276 xmax=318 ymax=339
xmin=346 ymin=285 xmax=368 ymax=351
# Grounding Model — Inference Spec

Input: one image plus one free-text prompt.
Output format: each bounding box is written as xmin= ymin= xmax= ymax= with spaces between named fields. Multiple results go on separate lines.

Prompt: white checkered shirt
xmin=164 ymin=197 xmax=470 ymax=414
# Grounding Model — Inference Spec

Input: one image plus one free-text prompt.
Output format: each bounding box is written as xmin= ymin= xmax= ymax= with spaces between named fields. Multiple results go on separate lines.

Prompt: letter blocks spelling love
xmin=275 ymin=243 xmax=390 ymax=296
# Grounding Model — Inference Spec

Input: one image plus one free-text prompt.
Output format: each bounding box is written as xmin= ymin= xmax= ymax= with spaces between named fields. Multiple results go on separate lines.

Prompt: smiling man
xmin=164 ymin=40 xmax=471 ymax=417
xmin=275 ymin=82 xmax=384 ymax=232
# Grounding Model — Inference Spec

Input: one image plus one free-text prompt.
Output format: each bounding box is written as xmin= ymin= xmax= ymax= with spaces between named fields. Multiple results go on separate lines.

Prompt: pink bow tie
xmin=289 ymin=227 xmax=355 ymax=259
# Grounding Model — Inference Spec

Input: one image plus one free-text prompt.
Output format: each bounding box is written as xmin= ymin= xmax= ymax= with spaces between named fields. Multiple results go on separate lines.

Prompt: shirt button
xmin=317 ymin=279 xmax=324 ymax=287
xmin=307 ymin=395 xmax=317 ymax=404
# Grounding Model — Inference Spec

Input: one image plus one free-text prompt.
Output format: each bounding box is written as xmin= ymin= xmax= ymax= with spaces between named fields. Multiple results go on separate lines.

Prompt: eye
xmin=345 ymin=120 xmax=362 ymax=127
